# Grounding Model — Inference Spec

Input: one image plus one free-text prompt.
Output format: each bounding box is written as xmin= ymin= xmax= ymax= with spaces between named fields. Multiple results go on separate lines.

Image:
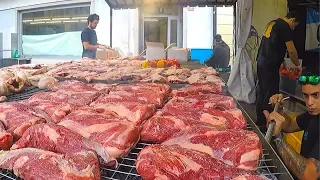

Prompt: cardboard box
xmin=96 ymin=49 xmax=118 ymax=60
xmin=145 ymin=42 xmax=166 ymax=60
xmin=167 ymin=48 xmax=189 ymax=62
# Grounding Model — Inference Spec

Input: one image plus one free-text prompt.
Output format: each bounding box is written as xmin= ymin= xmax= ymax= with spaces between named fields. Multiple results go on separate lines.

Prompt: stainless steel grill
xmin=0 ymin=83 xmax=294 ymax=180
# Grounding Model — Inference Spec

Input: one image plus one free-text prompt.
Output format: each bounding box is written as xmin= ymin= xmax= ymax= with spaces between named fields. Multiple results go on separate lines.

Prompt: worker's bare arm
xmin=285 ymin=41 xmax=300 ymax=66
xmin=274 ymin=138 xmax=320 ymax=180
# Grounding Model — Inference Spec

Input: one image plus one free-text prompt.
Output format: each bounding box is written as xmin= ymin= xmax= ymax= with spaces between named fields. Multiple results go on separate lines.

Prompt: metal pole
xmin=110 ymin=8 xmax=113 ymax=47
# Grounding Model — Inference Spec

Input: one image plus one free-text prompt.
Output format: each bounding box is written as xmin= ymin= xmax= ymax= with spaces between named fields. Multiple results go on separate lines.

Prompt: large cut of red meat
xmin=164 ymin=94 xmax=237 ymax=111
xmin=90 ymin=83 xmax=115 ymax=93
xmin=96 ymin=91 xmax=166 ymax=108
xmin=49 ymin=80 xmax=97 ymax=92
xmin=0 ymin=148 xmax=101 ymax=180
xmin=159 ymin=108 xmax=247 ymax=129
xmin=11 ymin=123 xmax=116 ymax=166
xmin=136 ymin=144 xmax=262 ymax=180
xmin=90 ymin=102 xmax=156 ymax=125
xmin=0 ymin=122 xmax=13 ymax=150
xmin=172 ymin=83 xmax=223 ymax=97
xmin=58 ymin=107 xmax=140 ymax=158
xmin=28 ymin=90 xmax=100 ymax=106
xmin=162 ymin=126 xmax=262 ymax=171
xmin=0 ymin=102 xmax=47 ymax=140
xmin=26 ymin=101 xmax=76 ymax=123
xmin=141 ymin=116 xmax=225 ymax=143
xmin=113 ymin=83 xmax=171 ymax=97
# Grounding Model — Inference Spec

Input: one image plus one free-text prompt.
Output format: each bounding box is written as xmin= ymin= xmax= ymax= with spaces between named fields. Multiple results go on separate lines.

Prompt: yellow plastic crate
xmin=284 ymin=113 xmax=304 ymax=153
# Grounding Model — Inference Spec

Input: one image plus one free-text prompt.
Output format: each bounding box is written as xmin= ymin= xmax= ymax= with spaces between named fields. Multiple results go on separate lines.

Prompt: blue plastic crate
xmin=190 ymin=48 xmax=213 ymax=64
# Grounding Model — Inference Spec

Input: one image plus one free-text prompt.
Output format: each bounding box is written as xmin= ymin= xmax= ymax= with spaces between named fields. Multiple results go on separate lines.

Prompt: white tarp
xmin=227 ymin=0 xmax=256 ymax=104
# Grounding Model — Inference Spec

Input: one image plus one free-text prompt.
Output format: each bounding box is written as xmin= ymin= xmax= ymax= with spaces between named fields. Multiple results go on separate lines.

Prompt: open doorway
xmin=144 ymin=17 xmax=168 ymax=47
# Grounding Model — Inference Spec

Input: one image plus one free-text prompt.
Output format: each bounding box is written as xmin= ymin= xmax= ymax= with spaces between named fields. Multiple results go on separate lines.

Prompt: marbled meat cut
xmin=0 ymin=102 xmax=46 ymax=140
xmin=159 ymin=108 xmax=247 ymax=129
xmin=141 ymin=116 xmax=224 ymax=143
xmin=172 ymin=83 xmax=223 ymax=97
xmin=136 ymin=144 xmax=260 ymax=180
xmin=90 ymin=102 xmax=156 ymax=125
xmin=164 ymin=94 xmax=237 ymax=111
xmin=26 ymin=101 xmax=76 ymax=123
xmin=163 ymin=126 xmax=262 ymax=171
xmin=0 ymin=122 xmax=13 ymax=150
xmin=0 ymin=148 xmax=101 ymax=180
xmin=141 ymin=108 xmax=246 ymax=143
xmin=28 ymin=90 xmax=100 ymax=106
xmin=96 ymin=90 xmax=166 ymax=108
xmin=90 ymin=83 xmax=115 ymax=93
xmin=113 ymin=83 xmax=171 ymax=97
xmin=11 ymin=123 xmax=116 ymax=166
xmin=58 ymin=107 xmax=140 ymax=158
xmin=49 ymin=80 xmax=97 ymax=92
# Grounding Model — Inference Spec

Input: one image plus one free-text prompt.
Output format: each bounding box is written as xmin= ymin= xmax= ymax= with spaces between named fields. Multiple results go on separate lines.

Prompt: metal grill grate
xmin=0 ymin=85 xmax=288 ymax=180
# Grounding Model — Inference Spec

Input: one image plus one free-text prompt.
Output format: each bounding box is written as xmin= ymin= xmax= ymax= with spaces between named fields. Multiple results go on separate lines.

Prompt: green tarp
xmin=22 ymin=31 xmax=83 ymax=56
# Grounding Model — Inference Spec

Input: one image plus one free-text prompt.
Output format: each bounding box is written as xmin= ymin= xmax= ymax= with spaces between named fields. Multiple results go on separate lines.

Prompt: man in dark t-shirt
xmin=81 ymin=14 xmax=109 ymax=59
xmin=256 ymin=11 xmax=301 ymax=133
xmin=264 ymin=68 xmax=320 ymax=179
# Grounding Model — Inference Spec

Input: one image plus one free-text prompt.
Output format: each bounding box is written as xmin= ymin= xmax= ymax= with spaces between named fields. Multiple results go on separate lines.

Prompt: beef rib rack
xmin=0 ymin=102 xmax=47 ymax=140
xmin=162 ymin=126 xmax=262 ymax=171
xmin=159 ymin=108 xmax=247 ymax=130
xmin=171 ymin=83 xmax=223 ymax=97
xmin=136 ymin=144 xmax=262 ymax=180
xmin=0 ymin=148 xmax=101 ymax=180
xmin=26 ymin=101 xmax=76 ymax=123
xmin=11 ymin=123 xmax=116 ymax=166
xmin=163 ymin=94 xmax=237 ymax=111
xmin=58 ymin=107 xmax=141 ymax=158
xmin=90 ymin=101 xmax=156 ymax=125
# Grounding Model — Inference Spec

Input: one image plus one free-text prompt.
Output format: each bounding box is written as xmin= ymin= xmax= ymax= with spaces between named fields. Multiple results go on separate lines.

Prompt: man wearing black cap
xmin=205 ymin=34 xmax=230 ymax=68
xmin=81 ymin=14 xmax=109 ymax=59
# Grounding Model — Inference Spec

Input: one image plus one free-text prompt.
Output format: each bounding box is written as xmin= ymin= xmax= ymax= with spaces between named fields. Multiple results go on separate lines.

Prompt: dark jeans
xmin=256 ymin=61 xmax=280 ymax=132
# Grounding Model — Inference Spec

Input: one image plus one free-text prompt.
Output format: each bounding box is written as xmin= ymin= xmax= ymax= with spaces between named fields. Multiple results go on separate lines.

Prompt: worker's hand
xmin=98 ymin=45 xmax=106 ymax=50
xmin=269 ymin=94 xmax=284 ymax=109
xmin=263 ymin=110 xmax=286 ymax=135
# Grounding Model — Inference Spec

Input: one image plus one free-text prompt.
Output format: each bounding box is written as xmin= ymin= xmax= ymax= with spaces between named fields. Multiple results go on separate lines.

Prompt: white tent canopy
xmin=227 ymin=0 xmax=256 ymax=104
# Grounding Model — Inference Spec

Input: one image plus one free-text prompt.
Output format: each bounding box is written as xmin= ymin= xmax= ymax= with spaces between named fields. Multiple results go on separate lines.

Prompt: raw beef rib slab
xmin=163 ymin=126 xmax=262 ymax=171
xmin=90 ymin=101 xmax=156 ymax=125
xmin=0 ymin=122 xmax=13 ymax=150
xmin=164 ymin=94 xmax=237 ymax=111
xmin=58 ymin=107 xmax=141 ymax=158
xmin=136 ymin=144 xmax=260 ymax=180
xmin=171 ymin=83 xmax=223 ymax=97
xmin=159 ymin=108 xmax=247 ymax=129
xmin=28 ymin=90 xmax=100 ymax=106
xmin=113 ymin=83 xmax=171 ymax=98
xmin=49 ymin=80 xmax=97 ymax=92
xmin=0 ymin=148 xmax=101 ymax=180
xmin=26 ymin=101 xmax=76 ymax=123
xmin=141 ymin=108 xmax=247 ymax=143
xmin=0 ymin=102 xmax=46 ymax=140
xmin=141 ymin=116 xmax=225 ymax=143
xmin=11 ymin=123 xmax=116 ymax=166
xmin=96 ymin=90 xmax=166 ymax=108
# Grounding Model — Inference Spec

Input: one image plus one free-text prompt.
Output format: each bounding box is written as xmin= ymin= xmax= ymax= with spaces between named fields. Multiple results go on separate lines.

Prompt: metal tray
xmin=0 ymin=83 xmax=293 ymax=180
